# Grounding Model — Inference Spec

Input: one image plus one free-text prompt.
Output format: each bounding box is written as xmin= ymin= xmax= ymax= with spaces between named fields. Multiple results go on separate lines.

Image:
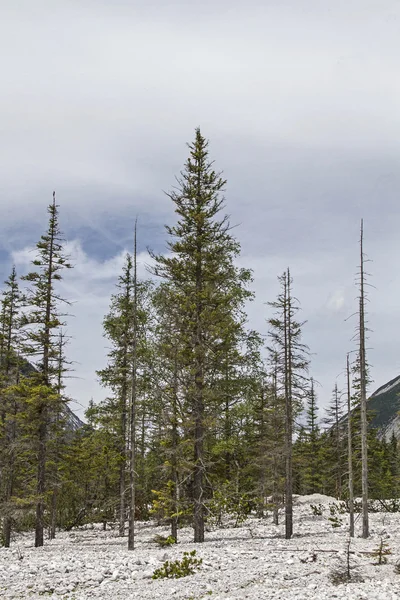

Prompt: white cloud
xmin=2 ymin=0 xmax=400 ymax=413
xmin=326 ymin=289 xmax=346 ymax=313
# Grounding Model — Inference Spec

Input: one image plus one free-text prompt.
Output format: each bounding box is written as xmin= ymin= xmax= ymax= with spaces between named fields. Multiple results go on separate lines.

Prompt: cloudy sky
xmin=1 ymin=0 xmax=400 ymax=419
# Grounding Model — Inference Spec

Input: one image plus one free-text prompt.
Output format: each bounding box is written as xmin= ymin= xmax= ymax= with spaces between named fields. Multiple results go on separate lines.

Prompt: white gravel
xmin=1 ymin=494 xmax=400 ymax=599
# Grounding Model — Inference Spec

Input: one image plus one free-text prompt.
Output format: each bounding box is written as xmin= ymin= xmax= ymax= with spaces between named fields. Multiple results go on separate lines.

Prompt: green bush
xmin=310 ymin=503 xmax=323 ymax=516
xmin=152 ymin=550 xmax=203 ymax=579
xmin=328 ymin=504 xmax=343 ymax=528
xmin=153 ymin=534 xmax=177 ymax=547
xmin=208 ymin=483 xmax=256 ymax=528
xmin=368 ymin=538 xmax=392 ymax=565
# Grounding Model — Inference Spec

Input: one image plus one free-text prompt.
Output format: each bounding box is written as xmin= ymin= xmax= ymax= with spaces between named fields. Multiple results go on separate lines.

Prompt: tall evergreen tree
xmin=300 ymin=378 xmax=323 ymax=494
xmin=97 ymin=254 xmax=135 ymax=537
xmin=128 ymin=222 xmax=138 ymax=551
xmin=21 ymin=192 xmax=72 ymax=547
xmin=0 ymin=267 xmax=22 ymax=547
xmin=151 ymin=129 xmax=253 ymax=542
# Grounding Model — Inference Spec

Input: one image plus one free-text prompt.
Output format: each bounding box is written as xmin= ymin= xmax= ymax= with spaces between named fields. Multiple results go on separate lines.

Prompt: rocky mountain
xmin=64 ymin=404 xmax=85 ymax=432
xmin=366 ymin=375 xmax=400 ymax=441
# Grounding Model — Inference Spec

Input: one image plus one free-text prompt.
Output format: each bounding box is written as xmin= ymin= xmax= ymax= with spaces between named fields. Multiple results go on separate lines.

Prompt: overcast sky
xmin=1 ymin=0 xmax=400 ymax=419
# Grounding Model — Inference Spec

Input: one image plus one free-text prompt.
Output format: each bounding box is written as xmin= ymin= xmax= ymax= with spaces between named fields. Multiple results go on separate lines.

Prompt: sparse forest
xmin=1 ymin=131 xmax=400 ymax=598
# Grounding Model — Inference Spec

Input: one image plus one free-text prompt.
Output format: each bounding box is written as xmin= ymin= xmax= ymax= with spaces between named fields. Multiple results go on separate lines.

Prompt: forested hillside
xmin=1 ymin=131 xmax=399 ymax=555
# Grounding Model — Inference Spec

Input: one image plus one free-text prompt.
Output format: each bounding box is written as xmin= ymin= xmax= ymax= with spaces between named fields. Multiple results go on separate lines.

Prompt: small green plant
xmin=310 ymin=503 xmax=323 ymax=516
xmin=329 ymin=538 xmax=363 ymax=585
xmin=368 ymin=538 xmax=392 ymax=565
xmin=153 ymin=534 xmax=177 ymax=547
xmin=152 ymin=550 xmax=203 ymax=579
xmin=328 ymin=504 xmax=343 ymax=528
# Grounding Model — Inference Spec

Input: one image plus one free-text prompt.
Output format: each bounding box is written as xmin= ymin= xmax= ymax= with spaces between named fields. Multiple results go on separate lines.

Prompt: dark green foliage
xmin=150 ymin=129 xmax=255 ymax=543
xmin=152 ymin=550 xmax=203 ymax=579
xmin=207 ymin=482 xmax=255 ymax=528
xmin=310 ymin=503 xmax=323 ymax=516
xmin=153 ymin=534 xmax=177 ymax=547
xmin=328 ymin=504 xmax=343 ymax=528
xmin=368 ymin=538 xmax=392 ymax=565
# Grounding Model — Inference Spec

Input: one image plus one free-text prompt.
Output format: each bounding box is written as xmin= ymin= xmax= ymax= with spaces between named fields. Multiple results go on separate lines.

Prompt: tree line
xmin=0 ymin=130 xmax=391 ymax=549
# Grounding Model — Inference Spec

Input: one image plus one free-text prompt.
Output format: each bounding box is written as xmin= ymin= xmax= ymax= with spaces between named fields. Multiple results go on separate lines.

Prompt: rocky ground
xmin=1 ymin=494 xmax=400 ymax=599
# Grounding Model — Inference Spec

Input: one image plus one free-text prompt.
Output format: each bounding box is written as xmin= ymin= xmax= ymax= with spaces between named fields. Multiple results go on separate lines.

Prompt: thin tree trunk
xmin=171 ymin=350 xmax=179 ymax=541
xmin=2 ymin=278 xmax=19 ymax=548
xmin=284 ymin=269 xmax=293 ymax=539
xmin=359 ymin=219 xmax=369 ymax=538
xmin=35 ymin=193 xmax=57 ymax=548
xmin=347 ymin=353 xmax=355 ymax=537
xmin=259 ymin=383 xmax=266 ymax=518
xmin=272 ymin=363 xmax=280 ymax=525
xmin=193 ymin=181 xmax=205 ymax=544
xmin=49 ymin=332 xmax=65 ymax=541
xmin=119 ymin=316 xmax=130 ymax=537
xmin=35 ymin=409 xmax=47 ymax=547
xmin=334 ymin=384 xmax=342 ymax=499
xmin=128 ymin=221 xmax=138 ymax=550
xmin=50 ymin=487 xmax=57 ymax=540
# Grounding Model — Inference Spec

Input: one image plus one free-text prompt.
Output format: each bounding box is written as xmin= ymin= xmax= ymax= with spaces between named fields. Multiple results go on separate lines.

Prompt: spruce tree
xmin=324 ymin=383 xmax=345 ymax=498
xmin=151 ymin=129 xmax=253 ymax=542
xmin=300 ymin=378 xmax=323 ymax=494
xmin=97 ymin=231 xmax=154 ymax=548
xmin=0 ymin=267 xmax=22 ymax=547
xmin=97 ymin=254 xmax=135 ymax=537
xmin=21 ymin=192 xmax=72 ymax=547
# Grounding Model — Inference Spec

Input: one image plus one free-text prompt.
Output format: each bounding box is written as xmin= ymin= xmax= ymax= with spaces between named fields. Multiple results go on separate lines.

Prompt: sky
xmin=1 ymin=0 xmax=400 ymax=419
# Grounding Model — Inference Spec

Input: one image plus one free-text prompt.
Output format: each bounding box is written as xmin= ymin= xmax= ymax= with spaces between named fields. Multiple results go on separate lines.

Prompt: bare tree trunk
xmin=2 ymin=288 xmax=20 ymax=548
xmin=258 ymin=382 xmax=266 ymax=518
xmin=359 ymin=219 xmax=369 ymax=538
xmin=119 ymin=336 xmax=129 ymax=537
xmin=284 ymin=269 xmax=293 ymax=539
xmin=346 ymin=353 xmax=355 ymax=538
xmin=193 ymin=187 xmax=205 ymax=544
xmin=193 ymin=374 xmax=205 ymax=543
xmin=35 ymin=193 xmax=58 ymax=548
xmin=3 ymin=402 xmax=16 ymax=547
xmin=271 ymin=361 xmax=280 ymax=525
xmin=171 ymin=350 xmax=179 ymax=541
xmin=49 ymin=487 xmax=57 ymax=540
xmin=35 ymin=410 xmax=47 ymax=547
xmin=334 ymin=384 xmax=342 ymax=499
xmin=128 ymin=221 xmax=138 ymax=550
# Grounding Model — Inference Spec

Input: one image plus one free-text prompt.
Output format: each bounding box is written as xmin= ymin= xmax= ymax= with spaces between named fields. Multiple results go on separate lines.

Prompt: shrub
xmin=328 ymin=504 xmax=343 ymax=528
xmin=153 ymin=534 xmax=177 ymax=547
xmin=152 ymin=550 xmax=203 ymax=579
xmin=368 ymin=538 xmax=392 ymax=565
xmin=207 ymin=483 xmax=256 ymax=528
xmin=310 ymin=503 xmax=323 ymax=516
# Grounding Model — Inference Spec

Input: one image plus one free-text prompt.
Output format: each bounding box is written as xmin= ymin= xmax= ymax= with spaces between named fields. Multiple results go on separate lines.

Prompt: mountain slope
xmin=367 ymin=375 xmax=400 ymax=441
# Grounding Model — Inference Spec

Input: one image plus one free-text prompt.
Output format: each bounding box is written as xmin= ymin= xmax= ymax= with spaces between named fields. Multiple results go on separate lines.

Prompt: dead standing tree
xmin=268 ymin=269 xmax=309 ymax=539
